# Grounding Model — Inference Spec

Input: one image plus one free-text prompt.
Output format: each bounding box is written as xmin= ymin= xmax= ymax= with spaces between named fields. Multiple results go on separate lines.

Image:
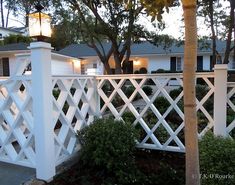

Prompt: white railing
xmin=227 ymin=82 xmax=235 ymax=137
xmin=0 ymin=76 xmax=35 ymax=168
xmin=52 ymin=75 xmax=98 ymax=165
xmin=96 ymin=73 xmax=215 ymax=152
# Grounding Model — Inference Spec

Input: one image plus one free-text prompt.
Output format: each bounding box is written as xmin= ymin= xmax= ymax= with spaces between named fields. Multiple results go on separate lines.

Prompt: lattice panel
xmin=97 ymin=73 xmax=215 ymax=152
xmin=52 ymin=76 xmax=97 ymax=165
xmin=0 ymin=76 xmax=35 ymax=167
xmin=226 ymin=83 xmax=235 ymax=138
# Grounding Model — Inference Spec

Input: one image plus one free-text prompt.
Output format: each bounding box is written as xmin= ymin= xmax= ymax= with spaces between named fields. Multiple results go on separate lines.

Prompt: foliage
xmin=51 ymin=0 xmax=178 ymax=73
xmin=199 ymin=132 xmax=235 ymax=185
xmin=139 ymin=67 xmax=148 ymax=74
xmin=142 ymin=85 xmax=153 ymax=96
xmin=3 ymin=34 xmax=32 ymax=44
xmin=125 ymin=85 xmax=135 ymax=98
xmin=197 ymin=0 xmax=234 ymax=65
xmin=169 ymin=87 xmax=182 ymax=100
xmin=153 ymin=96 xmax=170 ymax=114
xmin=77 ymin=118 xmax=139 ymax=184
xmin=122 ymin=111 xmax=136 ymax=124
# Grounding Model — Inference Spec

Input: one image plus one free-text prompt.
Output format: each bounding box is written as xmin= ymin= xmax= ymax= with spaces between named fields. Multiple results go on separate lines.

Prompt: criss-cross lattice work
xmin=226 ymin=82 xmax=235 ymax=138
xmin=0 ymin=76 xmax=35 ymax=167
xmin=52 ymin=76 xmax=97 ymax=165
xmin=97 ymin=73 xmax=215 ymax=152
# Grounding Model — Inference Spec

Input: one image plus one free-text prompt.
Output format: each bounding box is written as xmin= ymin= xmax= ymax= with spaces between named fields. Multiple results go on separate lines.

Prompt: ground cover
xmin=48 ymin=150 xmax=185 ymax=185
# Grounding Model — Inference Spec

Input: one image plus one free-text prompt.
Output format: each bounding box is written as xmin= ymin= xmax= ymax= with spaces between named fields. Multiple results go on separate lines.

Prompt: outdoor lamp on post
xmin=28 ymin=2 xmax=55 ymax=181
xmin=28 ymin=3 xmax=51 ymax=41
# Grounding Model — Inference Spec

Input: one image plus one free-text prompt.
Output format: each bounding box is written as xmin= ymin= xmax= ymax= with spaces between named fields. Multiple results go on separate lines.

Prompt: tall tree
xmin=140 ymin=0 xmax=200 ymax=184
xmin=52 ymin=0 xmax=174 ymax=74
xmin=0 ymin=0 xmax=16 ymax=27
xmin=11 ymin=0 xmax=50 ymax=26
xmin=181 ymin=0 xmax=200 ymax=184
xmin=198 ymin=0 xmax=234 ymax=65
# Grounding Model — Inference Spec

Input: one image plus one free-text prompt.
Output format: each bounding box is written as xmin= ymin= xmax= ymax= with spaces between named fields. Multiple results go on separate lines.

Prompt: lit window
xmin=176 ymin=57 xmax=182 ymax=71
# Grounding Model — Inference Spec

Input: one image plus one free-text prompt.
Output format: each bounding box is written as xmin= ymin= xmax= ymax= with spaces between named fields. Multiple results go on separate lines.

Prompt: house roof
xmin=0 ymin=43 xmax=29 ymax=51
xmin=0 ymin=43 xmax=78 ymax=60
xmin=58 ymin=40 xmax=227 ymax=58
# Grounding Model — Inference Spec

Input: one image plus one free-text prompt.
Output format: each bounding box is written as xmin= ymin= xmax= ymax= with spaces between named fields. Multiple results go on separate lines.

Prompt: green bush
xmin=169 ymin=87 xmax=182 ymax=100
xmin=125 ymin=85 xmax=135 ymax=98
xmin=77 ymin=118 xmax=139 ymax=184
xmin=142 ymin=85 xmax=153 ymax=96
xmin=199 ymin=132 xmax=235 ymax=185
xmin=153 ymin=96 xmax=170 ymax=114
xmin=139 ymin=67 xmax=148 ymax=74
xmin=122 ymin=111 xmax=136 ymax=124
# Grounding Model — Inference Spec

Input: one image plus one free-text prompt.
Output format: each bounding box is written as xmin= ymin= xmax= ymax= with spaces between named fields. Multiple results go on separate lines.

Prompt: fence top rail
xmin=227 ymin=82 xmax=235 ymax=87
xmin=0 ymin=75 xmax=32 ymax=86
xmin=52 ymin=75 xmax=95 ymax=79
xmin=95 ymin=72 xmax=214 ymax=79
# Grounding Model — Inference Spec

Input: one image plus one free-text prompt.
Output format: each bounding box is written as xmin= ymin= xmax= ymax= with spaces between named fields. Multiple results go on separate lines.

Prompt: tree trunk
xmin=208 ymin=0 xmax=217 ymax=65
xmin=0 ymin=0 xmax=4 ymax=27
xmin=113 ymin=50 xmax=123 ymax=74
xmin=103 ymin=61 xmax=112 ymax=74
xmin=223 ymin=1 xmax=234 ymax=64
xmin=181 ymin=0 xmax=200 ymax=185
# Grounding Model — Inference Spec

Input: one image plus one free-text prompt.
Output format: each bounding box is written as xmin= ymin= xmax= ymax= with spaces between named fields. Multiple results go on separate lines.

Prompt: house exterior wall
xmin=147 ymin=55 xmax=171 ymax=72
xmin=146 ymin=53 xmax=212 ymax=73
xmin=81 ymin=57 xmax=104 ymax=74
xmin=0 ymin=52 xmax=80 ymax=76
xmin=51 ymin=58 xmax=74 ymax=75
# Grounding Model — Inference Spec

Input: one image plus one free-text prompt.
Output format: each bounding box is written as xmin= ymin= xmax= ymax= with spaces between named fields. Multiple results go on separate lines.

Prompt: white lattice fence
xmin=96 ymin=73 xmax=215 ymax=152
xmin=0 ymin=76 xmax=35 ymax=167
xmin=226 ymin=82 xmax=235 ymax=137
xmin=52 ymin=76 xmax=98 ymax=165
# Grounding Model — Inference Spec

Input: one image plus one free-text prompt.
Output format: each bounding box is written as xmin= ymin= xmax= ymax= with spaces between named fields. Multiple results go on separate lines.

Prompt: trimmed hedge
xmin=199 ymin=132 xmax=235 ymax=185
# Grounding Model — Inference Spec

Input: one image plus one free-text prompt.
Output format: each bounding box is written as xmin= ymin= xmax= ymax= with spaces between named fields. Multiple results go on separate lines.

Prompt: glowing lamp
xmin=28 ymin=3 xmax=51 ymax=41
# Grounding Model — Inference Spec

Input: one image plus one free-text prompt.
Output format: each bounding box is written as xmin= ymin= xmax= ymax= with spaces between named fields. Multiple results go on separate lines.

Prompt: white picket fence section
xmin=52 ymin=76 xmax=98 ymax=165
xmin=227 ymin=82 xmax=235 ymax=137
xmin=0 ymin=76 xmax=35 ymax=167
xmin=96 ymin=73 xmax=215 ymax=152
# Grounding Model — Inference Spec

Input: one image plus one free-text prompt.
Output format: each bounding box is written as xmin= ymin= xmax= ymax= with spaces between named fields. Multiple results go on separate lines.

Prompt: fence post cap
xmin=213 ymin=64 xmax=228 ymax=70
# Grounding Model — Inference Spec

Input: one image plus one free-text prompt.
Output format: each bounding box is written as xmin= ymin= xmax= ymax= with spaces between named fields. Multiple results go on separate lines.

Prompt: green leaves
xmin=199 ymin=132 xmax=235 ymax=185
xmin=77 ymin=117 xmax=138 ymax=182
xmin=140 ymin=0 xmax=178 ymax=22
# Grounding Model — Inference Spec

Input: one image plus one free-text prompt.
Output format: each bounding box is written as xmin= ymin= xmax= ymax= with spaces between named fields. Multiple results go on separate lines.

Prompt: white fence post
xmin=213 ymin=64 xmax=228 ymax=137
xmin=29 ymin=42 xmax=55 ymax=181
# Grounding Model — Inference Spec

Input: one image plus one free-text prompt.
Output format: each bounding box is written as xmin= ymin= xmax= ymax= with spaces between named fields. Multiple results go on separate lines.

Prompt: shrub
xmin=122 ymin=111 xmax=136 ymax=124
xmin=199 ymin=132 xmax=235 ymax=185
xmin=143 ymin=85 xmax=153 ymax=96
xmin=77 ymin=118 xmax=139 ymax=183
xmin=156 ymin=68 xmax=166 ymax=73
xmin=169 ymin=87 xmax=182 ymax=100
xmin=139 ymin=67 xmax=148 ymax=74
xmin=125 ymin=85 xmax=135 ymax=97
xmin=153 ymin=96 xmax=170 ymax=114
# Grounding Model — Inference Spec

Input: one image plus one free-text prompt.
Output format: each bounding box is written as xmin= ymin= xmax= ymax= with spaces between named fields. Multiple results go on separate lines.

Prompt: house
xmin=58 ymin=40 xmax=234 ymax=74
xmin=0 ymin=43 xmax=81 ymax=76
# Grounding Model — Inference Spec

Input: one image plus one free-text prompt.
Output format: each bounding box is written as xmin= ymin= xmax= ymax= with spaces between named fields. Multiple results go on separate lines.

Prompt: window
xmin=197 ymin=56 xmax=203 ymax=71
xmin=93 ymin=63 xmax=97 ymax=68
xmin=81 ymin=63 xmax=85 ymax=74
xmin=170 ymin=57 xmax=182 ymax=72
xmin=0 ymin=58 xmax=10 ymax=76
xmin=176 ymin=57 xmax=182 ymax=71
